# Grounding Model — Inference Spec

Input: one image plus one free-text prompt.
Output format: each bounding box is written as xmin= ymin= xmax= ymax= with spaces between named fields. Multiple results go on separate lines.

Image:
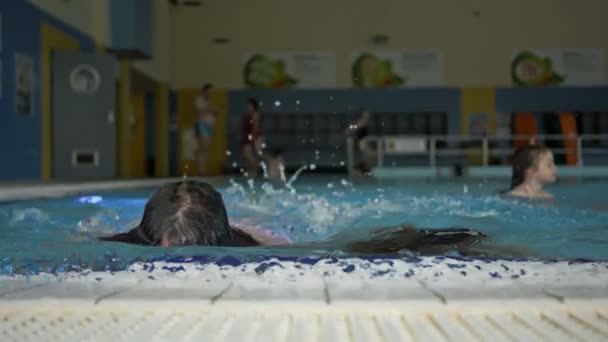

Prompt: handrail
xmin=347 ymin=134 xmax=608 ymax=175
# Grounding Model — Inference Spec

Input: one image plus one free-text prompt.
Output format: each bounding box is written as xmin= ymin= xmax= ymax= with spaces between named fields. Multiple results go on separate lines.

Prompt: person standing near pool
xmin=508 ymin=144 xmax=557 ymax=199
xmin=241 ymin=98 xmax=262 ymax=177
xmin=346 ymin=110 xmax=374 ymax=174
xmin=194 ymin=83 xmax=218 ymax=176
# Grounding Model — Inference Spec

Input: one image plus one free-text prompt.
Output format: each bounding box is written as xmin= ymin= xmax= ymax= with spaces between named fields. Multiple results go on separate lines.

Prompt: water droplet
xmin=309 ymin=164 xmax=317 ymax=170
xmin=232 ymin=162 xmax=238 ymax=168
xmin=260 ymin=161 xmax=269 ymax=179
xmin=339 ymin=161 xmax=345 ymax=166
xmin=225 ymin=150 xmax=232 ymax=156
xmin=463 ymin=185 xmax=469 ymax=194
xmin=274 ymin=101 xmax=281 ymax=107
xmin=296 ymin=100 xmax=300 ymax=105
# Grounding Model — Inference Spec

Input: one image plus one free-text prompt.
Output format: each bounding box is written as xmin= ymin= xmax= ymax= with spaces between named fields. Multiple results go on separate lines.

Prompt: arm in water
xmin=343 ymin=226 xmax=486 ymax=255
xmin=230 ymin=221 xmax=485 ymax=256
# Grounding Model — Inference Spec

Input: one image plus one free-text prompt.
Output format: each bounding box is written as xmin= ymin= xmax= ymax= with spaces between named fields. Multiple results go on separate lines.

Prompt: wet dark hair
xmin=202 ymin=83 xmax=213 ymax=92
xmin=510 ymin=144 xmax=551 ymax=189
xmin=247 ymin=97 xmax=259 ymax=111
xmin=101 ymin=181 xmax=259 ymax=247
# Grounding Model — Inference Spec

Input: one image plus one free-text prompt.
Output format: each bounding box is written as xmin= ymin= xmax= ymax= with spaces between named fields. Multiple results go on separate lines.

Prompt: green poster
xmin=243 ymin=54 xmax=298 ymax=89
xmin=351 ymin=53 xmax=404 ymax=88
xmin=511 ymin=50 xmax=565 ymax=86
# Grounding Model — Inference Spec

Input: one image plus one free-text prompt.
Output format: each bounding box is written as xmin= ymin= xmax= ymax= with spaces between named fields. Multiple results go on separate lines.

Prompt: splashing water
xmin=286 ymin=165 xmax=310 ymax=191
xmin=279 ymin=163 xmax=287 ymax=183
xmin=260 ymin=161 xmax=269 ymax=179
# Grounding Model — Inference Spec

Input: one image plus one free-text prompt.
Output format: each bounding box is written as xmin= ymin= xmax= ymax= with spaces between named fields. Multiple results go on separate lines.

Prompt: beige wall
xmin=171 ymin=0 xmax=608 ymax=88
xmin=27 ymin=0 xmax=94 ymax=38
xmin=29 ymin=0 xmax=172 ymax=84
xmin=132 ymin=0 xmax=173 ymax=83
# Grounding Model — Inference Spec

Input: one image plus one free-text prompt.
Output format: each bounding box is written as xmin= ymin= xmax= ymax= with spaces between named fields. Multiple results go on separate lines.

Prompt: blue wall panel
xmin=110 ymin=0 xmax=152 ymax=57
xmin=0 ymin=0 xmax=94 ymax=180
xmin=496 ymin=86 xmax=608 ymax=112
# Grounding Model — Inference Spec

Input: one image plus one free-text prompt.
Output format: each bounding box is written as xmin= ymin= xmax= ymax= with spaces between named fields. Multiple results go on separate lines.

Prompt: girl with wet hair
xmin=508 ymin=144 xmax=557 ymax=199
xmin=100 ymin=181 xmax=260 ymax=247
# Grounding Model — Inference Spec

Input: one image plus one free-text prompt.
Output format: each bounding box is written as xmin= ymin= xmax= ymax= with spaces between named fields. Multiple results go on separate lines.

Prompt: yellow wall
xmin=28 ymin=0 xmax=93 ymax=38
xmin=460 ymin=87 xmax=496 ymax=164
xmin=155 ymin=83 xmax=170 ymax=177
xmin=31 ymin=0 xmax=173 ymax=86
xmin=117 ymin=61 xmax=133 ymax=178
xmin=130 ymin=94 xmax=147 ymax=178
xmin=460 ymin=87 xmax=496 ymax=136
xmin=177 ymin=89 xmax=228 ymax=176
xmin=171 ymin=0 xmax=608 ymax=88
xmin=40 ymin=23 xmax=80 ymax=181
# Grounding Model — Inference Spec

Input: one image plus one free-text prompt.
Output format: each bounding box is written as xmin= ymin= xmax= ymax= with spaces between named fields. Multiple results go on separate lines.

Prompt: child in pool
xmin=100 ymin=180 xmax=485 ymax=255
xmin=507 ymin=144 xmax=557 ymax=199
xmin=266 ymin=148 xmax=286 ymax=183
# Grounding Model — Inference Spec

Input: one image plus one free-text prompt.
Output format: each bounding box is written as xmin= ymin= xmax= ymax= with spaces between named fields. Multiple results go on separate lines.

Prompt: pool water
xmin=1 ymin=176 xmax=608 ymax=274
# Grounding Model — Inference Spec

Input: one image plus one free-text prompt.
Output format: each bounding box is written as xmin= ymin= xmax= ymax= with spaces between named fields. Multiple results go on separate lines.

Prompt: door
xmin=52 ymin=51 xmax=116 ymax=180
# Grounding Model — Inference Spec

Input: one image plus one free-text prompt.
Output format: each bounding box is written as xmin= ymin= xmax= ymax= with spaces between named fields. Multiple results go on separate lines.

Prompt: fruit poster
xmin=243 ymin=52 xmax=336 ymax=88
xmin=351 ymin=50 xmax=444 ymax=88
xmin=511 ymin=49 xmax=605 ymax=86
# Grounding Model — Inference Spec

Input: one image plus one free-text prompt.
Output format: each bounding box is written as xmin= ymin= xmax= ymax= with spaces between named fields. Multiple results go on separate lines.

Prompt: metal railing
xmin=347 ymin=134 xmax=608 ymax=174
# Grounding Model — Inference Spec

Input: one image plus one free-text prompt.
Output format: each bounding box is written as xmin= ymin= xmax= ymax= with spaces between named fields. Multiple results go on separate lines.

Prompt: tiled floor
xmin=1 ymin=299 xmax=607 ymax=341
xmin=1 ymin=258 xmax=607 ymax=341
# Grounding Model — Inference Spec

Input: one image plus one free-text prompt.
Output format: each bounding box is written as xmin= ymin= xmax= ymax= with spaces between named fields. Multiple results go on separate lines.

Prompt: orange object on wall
xmin=513 ymin=112 xmax=538 ymax=148
xmin=559 ymin=112 xmax=578 ymax=165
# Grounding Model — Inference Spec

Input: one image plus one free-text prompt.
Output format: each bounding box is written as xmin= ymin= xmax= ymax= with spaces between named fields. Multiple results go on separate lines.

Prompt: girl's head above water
xmin=100 ymin=180 xmax=260 ymax=247
xmin=139 ymin=181 xmax=234 ymax=246
xmin=509 ymin=144 xmax=557 ymax=198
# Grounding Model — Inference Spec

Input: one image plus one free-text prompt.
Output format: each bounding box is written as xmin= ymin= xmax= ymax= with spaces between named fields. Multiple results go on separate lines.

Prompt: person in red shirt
xmin=241 ymin=98 xmax=261 ymax=177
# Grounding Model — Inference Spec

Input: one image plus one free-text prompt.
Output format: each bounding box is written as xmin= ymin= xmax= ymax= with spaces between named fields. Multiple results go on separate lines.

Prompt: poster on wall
xmin=466 ymin=112 xmax=489 ymax=136
xmin=351 ymin=50 xmax=444 ymax=88
xmin=242 ymin=52 xmax=336 ymax=88
xmin=15 ymin=52 xmax=34 ymax=115
xmin=511 ymin=49 xmax=605 ymax=86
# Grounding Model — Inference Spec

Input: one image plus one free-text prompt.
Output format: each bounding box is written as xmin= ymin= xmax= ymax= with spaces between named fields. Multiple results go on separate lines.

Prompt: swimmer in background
xmin=507 ymin=144 xmax=557 ymax=199
xmin=241 ymin=98 xmax=262 ymax=178
xmin=194 ymin=83 xmax=219 ymax=176
xmin=266 ymin=148 xmax=286 ymax=183
xmin=345 ymin=110 xmax=374 ymax=174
